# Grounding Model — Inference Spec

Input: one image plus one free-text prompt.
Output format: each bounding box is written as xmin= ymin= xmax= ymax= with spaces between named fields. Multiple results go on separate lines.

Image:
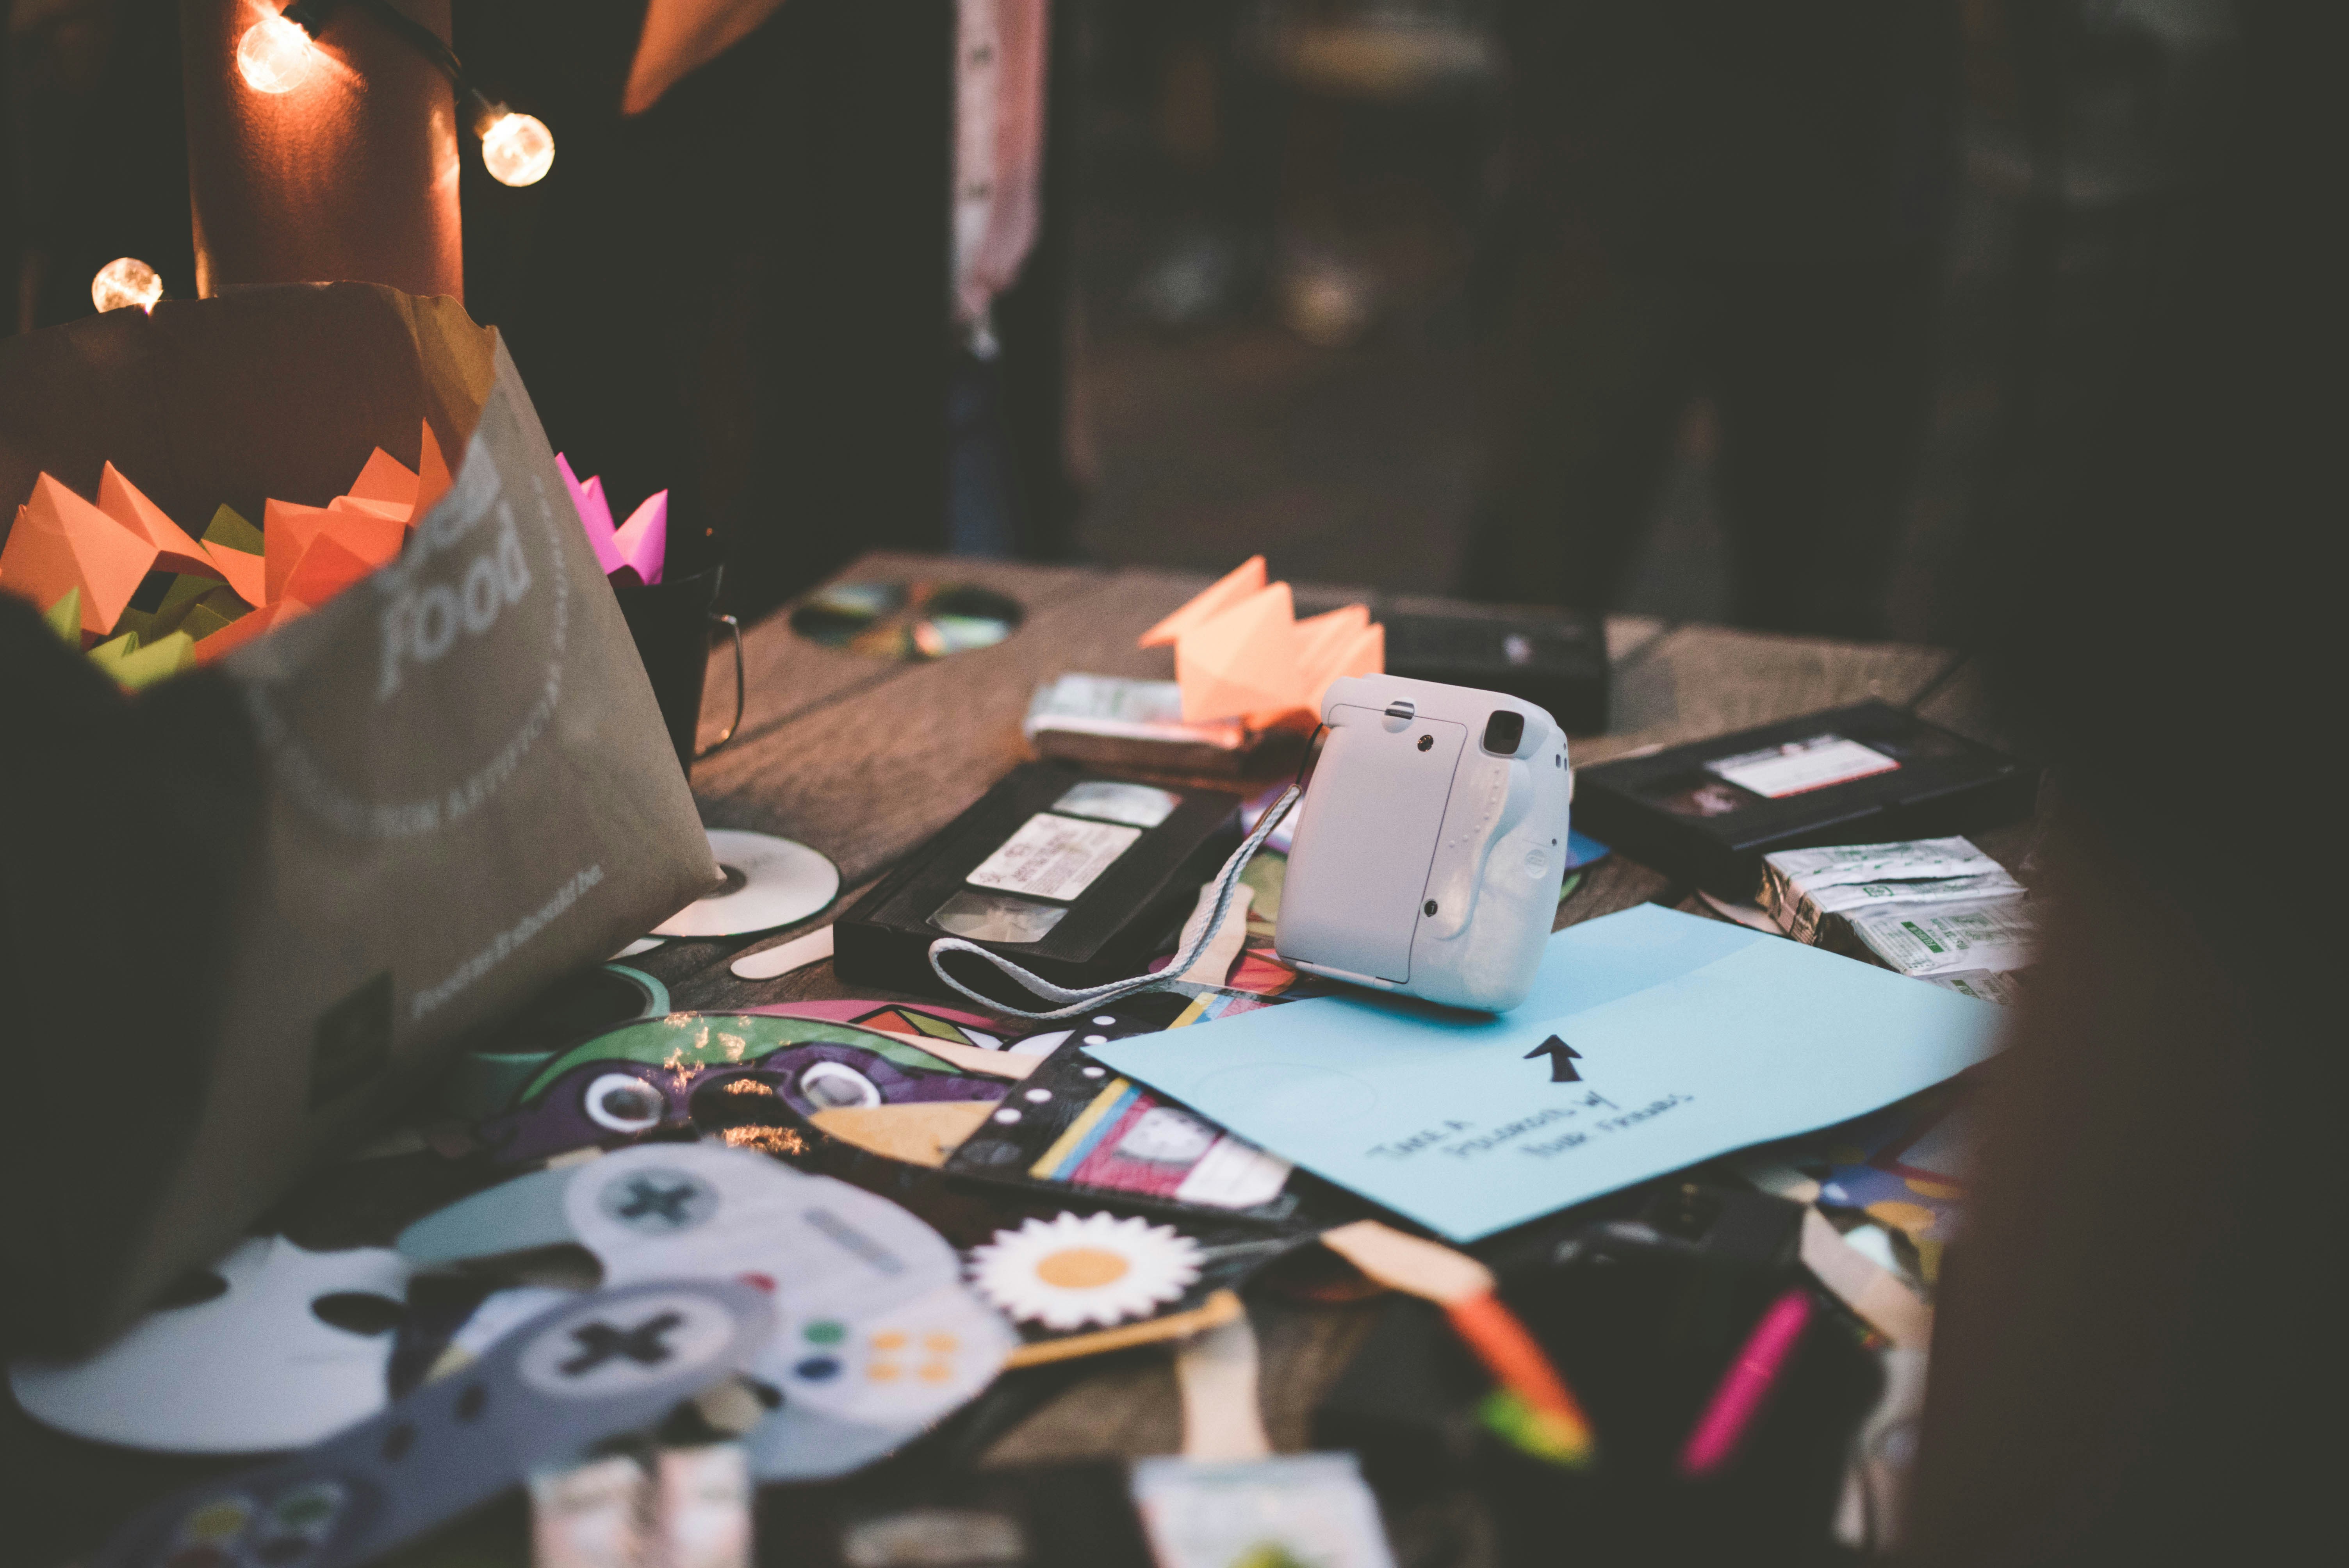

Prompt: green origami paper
xmin=112 ymin=630 xmax=196 ymax=690
xmin=203 ymin=504 xmax=265 ymax=556
xmin=86 ymin=628 xmax=140 ymax=669
xmin=43 ymin=586 xmax=82 ymax=645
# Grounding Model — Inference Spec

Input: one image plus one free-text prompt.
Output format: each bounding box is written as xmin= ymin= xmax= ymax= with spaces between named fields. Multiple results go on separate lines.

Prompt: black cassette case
xmin=1575 ymin=701 xmax=2036 ymax=899
xmin=834 ymin=762 xmax=1247 ymax=1005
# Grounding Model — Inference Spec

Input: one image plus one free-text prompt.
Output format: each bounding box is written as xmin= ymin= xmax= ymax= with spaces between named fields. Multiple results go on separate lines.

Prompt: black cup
xmin=611 ymin=563 xmax=743 ymax=772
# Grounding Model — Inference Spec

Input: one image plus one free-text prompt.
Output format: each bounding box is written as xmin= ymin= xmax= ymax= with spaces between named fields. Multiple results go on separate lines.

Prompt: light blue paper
xmin=1090 ymin=903 xmax=2006 ymax=1241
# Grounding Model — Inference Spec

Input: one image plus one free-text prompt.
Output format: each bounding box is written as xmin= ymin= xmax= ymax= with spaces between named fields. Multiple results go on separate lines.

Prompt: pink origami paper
xmin=557 ymin=453 xmax=668 ymax=586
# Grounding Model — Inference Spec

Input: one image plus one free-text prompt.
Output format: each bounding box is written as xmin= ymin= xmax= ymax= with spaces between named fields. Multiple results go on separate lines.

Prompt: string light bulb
xmin=91 ymin=257 xmax=164 ymax=315
xmin=226 ymin=2 xmax=559 ymax=189
xmin=478 ymin=108 xmax=555 ymax=187
xmin=235 ymin=10 xmax=323 ymax=94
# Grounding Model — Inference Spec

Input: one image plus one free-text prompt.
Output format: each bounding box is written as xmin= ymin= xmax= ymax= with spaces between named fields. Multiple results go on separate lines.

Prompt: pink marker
xmin=1676 ymin=1287 xmax=1815 ymax=1478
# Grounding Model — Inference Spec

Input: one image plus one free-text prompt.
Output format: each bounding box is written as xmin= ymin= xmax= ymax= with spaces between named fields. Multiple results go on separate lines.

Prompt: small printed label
xmin=1850 ymin=899 xmax=2037 ymax=977
xmin=1707 ymin=734 xmax=1900 ymax=798
xmin=968 ymin=813 xmax=1142 ymax=902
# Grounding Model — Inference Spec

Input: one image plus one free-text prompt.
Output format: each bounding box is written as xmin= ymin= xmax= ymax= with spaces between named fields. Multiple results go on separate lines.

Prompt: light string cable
xmin=253 ymin=2 xmax=556 ymax=185
xmin=928 ymin=726 xmax=1330 ymax=1021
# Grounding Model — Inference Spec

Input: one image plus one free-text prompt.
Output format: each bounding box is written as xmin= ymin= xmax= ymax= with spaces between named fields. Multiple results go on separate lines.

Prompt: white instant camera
xmin=1278 ymin=674 xmax=1572 ymax=1012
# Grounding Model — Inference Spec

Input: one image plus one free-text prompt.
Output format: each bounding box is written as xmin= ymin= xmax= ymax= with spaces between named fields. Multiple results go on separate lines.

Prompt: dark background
xmin=0 ymin=0 xmax=2250 ymax=638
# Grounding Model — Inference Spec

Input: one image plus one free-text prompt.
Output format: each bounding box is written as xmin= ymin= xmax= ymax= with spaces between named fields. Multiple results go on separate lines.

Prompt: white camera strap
xmin=927 ymin=783 xmax=1301 ymax=1021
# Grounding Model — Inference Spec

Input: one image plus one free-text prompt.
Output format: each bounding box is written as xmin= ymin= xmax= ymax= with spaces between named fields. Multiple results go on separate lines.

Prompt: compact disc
xmin=654 ymin=829 xmax=840 ymax=938
xmin=789 ymin=580 xmax=1023 ymax=661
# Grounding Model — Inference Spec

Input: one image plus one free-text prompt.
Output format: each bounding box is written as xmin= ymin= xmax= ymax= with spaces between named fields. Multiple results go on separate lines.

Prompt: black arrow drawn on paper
xmin=1525 ymin=1036 xmax=1583 ymax=1083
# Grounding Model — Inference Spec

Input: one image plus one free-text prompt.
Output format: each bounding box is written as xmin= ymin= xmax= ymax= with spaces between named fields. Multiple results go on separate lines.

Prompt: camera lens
xmin=1482 ymin=710 xmax=1525 ymax=755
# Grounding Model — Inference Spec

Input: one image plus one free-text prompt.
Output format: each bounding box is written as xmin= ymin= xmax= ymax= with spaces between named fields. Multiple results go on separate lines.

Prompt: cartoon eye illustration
xmin=797 ymin=1061 xmax=882 ymax=1111
xmin=583 ymin=1072 xmax=667 ymax=1134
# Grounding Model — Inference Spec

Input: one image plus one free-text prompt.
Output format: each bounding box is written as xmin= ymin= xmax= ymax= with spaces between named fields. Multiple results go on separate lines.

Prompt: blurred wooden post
xmin=180 ymin=0 xmax=463 ymax=301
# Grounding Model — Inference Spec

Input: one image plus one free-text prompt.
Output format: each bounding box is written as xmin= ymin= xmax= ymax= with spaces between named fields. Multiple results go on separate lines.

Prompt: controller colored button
xmin=803 ymin=1319 xmax=846 ymax=1345
xmin=794 ymin=1356 xmax=843 ymax=1381
xmin=871 ymin=1330 xmax=907 ymax=1351
xmin=868 ymin=1362 xmax=902 ymax=1381
xmin=185 ymin=1502 xmax=252 ymax=1542
xmin=923 ymin=1333 xmax=959 ymax=1352
xmin=918 ymin=1361 xmax=953 ymax=1383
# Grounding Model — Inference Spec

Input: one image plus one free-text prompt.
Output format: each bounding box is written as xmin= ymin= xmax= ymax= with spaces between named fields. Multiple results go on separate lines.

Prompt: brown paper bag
xmin=0 ymin=284 xmax=713 ymax=1350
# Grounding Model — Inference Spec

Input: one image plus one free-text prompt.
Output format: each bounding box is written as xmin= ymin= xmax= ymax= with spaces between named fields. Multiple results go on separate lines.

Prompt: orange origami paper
xmin=263 ymin=499 xmax=405 ymax=604
xmin=346 ymin=447 xmax=420 ymax=511
xmin=414 ymin=423 xmax=454 ymax=518
xmin=1142 ymin=558 xmax=1385 ymax=726
xmin=278 ymin=531 xmax=378 ymax=610
xmin=200 ymin=522 xmax=267 ymax=609
xmin=1139 ymin=556 xmax=1267 ymax=649
xmin=339 ymin=425 xmax=451 ymax=522
xmin=97 ymin=464 xmax=216 ymax=578
xmin=5 ymin=421 xmax=450 ymax=680
xmin=192 ymin=599 xmax=303 ymax=666
xmin=0 ymin=475 xmax=154 ymax=638
xmin=1267 ymin=604 xmax=1384 ymax=729
xmin=1173 ymin=581 xmax=1305 ymax=724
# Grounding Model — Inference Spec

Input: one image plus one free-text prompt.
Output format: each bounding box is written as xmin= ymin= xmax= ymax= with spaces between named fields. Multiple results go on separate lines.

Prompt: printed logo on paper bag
xmin=240 ymin=392 xmax=575 ymax=843
xmin=312 ymin=972 xmax=393 ymax=1106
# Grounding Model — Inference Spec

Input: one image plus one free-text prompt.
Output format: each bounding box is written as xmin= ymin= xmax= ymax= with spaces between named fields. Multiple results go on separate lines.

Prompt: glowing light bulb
xmin=91 ymin=257 xmax=164 ymax=315
xmin=479 ymin=110 xmax=555 ymax=187
xmin=236 ymin=12 xmax=321 ymax=94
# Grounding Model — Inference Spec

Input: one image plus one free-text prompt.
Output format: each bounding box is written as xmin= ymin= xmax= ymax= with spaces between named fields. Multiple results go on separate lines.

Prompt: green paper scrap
xmin=203 ymin=503 xmax=264 ymax=554
xmin=152 ymin=570 xmax=226 ymax=629
xmin=87 ymin=629 xmax=140 ymax=669
xmin=180 ymin=600 xmax=243 ymax=641
xmin=112 ymin=630 xmax=196 ymax=690
xmin=113 ymin=607 xmax=157 ymax=643
xmin=153 ymin=578 xmax=245 ymax=640
xmin=43 ymin=587 xmax=82 ymax=645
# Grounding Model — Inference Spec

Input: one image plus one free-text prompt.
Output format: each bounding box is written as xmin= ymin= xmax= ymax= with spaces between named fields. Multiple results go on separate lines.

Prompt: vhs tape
xmin=834 ymin=762 xmax=1247 ymax=1007
xmin=1574 ymin=702 xmax=2036 ymax=898
xmin=1381 ymin=598 xmax=1609 ymax=733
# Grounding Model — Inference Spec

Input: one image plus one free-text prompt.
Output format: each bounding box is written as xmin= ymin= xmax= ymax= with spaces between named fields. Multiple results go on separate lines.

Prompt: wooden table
xmin=639 ymin=552 xmax=2015 ymax=1469
xmin=18 ymin=553 xmax=2020 ymax=1563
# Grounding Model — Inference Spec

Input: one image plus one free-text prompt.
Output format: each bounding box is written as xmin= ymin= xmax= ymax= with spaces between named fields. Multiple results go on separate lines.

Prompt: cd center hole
xmin=711 ymin=862 xmax=750 ymax=898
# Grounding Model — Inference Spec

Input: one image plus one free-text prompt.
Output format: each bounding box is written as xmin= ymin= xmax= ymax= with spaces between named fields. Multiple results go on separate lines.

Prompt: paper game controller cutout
xmin=91 ymin=1278 xmax=770 ymax=1568
xmin=397 ymin=1143 xmax=1016 ymax=1481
